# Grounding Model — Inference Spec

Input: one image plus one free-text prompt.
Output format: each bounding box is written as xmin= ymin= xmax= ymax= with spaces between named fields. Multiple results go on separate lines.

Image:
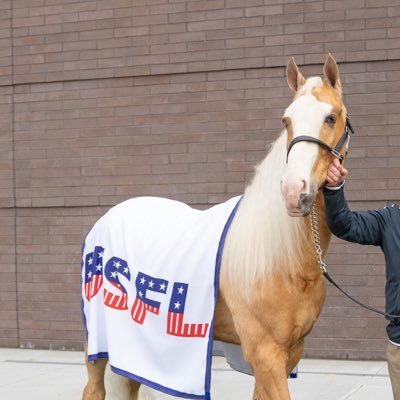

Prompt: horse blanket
xmin=81 ymin=195 xmax=241 ymax=399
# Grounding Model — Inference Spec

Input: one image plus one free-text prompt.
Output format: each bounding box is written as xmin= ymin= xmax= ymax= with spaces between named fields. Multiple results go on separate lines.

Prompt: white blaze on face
xmin=281 ymin=94 xmax=333 ymax=215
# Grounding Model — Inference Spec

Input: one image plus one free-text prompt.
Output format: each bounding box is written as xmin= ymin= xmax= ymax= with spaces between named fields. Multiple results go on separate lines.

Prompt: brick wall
xmin=0 ymin=0 xmax=15 ymax=348
xmin=1 ymin=0 xmax=400 ymax=359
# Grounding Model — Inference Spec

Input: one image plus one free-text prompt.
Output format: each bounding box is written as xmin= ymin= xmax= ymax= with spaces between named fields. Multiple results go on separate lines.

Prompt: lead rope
xmin=310 ymin=203 xmax=400 ymax=322
xmin=310 ymin=203 xmax=328 ymax=275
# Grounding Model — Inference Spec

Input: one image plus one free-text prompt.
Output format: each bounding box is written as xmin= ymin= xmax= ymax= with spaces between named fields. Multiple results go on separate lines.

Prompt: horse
xmin=82 ymin=53 xmax=350 ymax=400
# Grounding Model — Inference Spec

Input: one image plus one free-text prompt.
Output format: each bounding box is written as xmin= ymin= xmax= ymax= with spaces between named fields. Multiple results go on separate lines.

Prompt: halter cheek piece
xmin=286 ymin=116 xmax=355 ymax=163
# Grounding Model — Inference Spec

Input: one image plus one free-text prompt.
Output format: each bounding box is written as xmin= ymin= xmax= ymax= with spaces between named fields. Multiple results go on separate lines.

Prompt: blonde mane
xmin=221 ymin=131 xmax=307 ymax=297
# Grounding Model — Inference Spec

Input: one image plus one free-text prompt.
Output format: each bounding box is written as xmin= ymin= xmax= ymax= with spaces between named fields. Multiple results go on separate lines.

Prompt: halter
xmin=286 ymin=116 xmax=354 ymax=163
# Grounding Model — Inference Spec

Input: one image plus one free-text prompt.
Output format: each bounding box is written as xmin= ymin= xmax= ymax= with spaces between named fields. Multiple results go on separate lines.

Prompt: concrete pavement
xmin=0 ymin=348 xmax=392 ymax=399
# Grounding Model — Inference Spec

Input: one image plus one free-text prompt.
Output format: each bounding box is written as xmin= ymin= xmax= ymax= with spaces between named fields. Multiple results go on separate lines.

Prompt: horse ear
xmin=286 ymin=57 xmax=306 ymax=93
xmin=323 ymin=53 xmax=342 ymax=92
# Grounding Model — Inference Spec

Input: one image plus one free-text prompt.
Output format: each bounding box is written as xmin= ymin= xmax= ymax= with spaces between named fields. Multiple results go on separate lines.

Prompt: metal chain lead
xmin=310 ymin=202 xmax=328 ymax=274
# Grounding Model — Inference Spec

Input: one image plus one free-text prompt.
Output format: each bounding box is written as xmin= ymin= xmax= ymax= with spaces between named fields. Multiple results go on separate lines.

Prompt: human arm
xmin=323 ymin=161 xmax=386 ymax=246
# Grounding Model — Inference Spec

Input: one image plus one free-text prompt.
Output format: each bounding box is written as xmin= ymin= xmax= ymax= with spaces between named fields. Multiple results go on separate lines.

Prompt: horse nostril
xmin=299 ymin=193 xmax=308 ymax=205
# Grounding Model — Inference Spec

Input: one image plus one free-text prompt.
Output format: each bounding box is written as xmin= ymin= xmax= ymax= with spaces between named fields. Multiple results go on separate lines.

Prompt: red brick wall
xmin=2 ymin=0 xmax=400 ymax=359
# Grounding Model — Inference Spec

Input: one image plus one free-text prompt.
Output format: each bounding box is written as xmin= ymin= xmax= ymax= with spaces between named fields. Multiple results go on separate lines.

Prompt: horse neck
xmin=222 ymin=133 xmax=331 ymax=295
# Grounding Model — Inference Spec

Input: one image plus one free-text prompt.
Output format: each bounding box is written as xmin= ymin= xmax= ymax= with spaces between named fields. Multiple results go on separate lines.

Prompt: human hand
xmin=326 ymin=158 xmax=348 ymax=187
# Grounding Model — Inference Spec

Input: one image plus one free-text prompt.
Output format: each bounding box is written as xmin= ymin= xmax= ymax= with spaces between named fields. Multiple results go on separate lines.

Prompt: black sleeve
xmin=323 ymin=186 xmax=387 ymax=246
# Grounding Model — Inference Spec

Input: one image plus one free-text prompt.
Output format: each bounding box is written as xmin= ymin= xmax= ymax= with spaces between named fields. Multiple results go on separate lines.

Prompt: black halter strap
xmin=286 ymin=116 xmax=354 ymax=163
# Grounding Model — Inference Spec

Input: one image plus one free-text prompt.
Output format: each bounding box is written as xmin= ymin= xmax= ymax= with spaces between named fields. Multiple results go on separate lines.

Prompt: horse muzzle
xmin=281 ymin=180 xmax=317 ymax=217
xmin=286 ymin=192 xmax=315 ymax=217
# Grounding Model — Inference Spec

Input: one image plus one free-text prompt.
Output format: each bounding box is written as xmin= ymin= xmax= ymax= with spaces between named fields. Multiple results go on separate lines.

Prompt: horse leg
xmin=246 ymin=340 xmax=291 ymax=400
xmin=127 ymin=380 xmax=141 ymax=400
xmin=286 ymin=339 xmax=304 ymax=376
xmin=82 ymin=346 xmax=107 ymax=400
xmin=105 ymin=369 xmax=141 ymax=400
xmin=252 ymin=385 xmax=270 ymax=400
xmin=252 ymin=341 xmax=303 ymax=400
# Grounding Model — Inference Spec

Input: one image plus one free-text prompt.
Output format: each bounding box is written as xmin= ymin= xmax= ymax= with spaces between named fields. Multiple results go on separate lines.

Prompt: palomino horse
xmin=82 ymin=54 xmax=350 ymax=400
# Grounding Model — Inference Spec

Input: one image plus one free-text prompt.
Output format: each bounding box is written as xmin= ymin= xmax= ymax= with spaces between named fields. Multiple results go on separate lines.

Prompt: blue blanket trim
xmin=88 ymin=352 xmax=109 ymax=363
xmin=87 ymin=352 xmax=205 ymax=399
xmin=81 ymin=238 xmax=89 ymax=342
xmin=204 ymin=196 xmax=242 ymax=399
xmin=83 ymin=196 xmax=243 ymax=400
xmin=111 ymin=365 xmax=206 ymax=399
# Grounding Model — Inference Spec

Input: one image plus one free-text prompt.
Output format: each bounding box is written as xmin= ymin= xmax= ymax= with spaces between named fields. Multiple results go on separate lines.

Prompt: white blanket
xmin=81 ymin=196 xmax=241 ymax=399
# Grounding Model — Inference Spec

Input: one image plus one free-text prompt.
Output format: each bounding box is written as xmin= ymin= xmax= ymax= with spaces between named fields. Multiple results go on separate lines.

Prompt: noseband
xmin=286 ymin=116 xmax=354 ymax=163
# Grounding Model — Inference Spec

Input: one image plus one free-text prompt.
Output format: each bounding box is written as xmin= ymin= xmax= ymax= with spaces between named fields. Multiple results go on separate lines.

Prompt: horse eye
xmin=325 ymin=115 xmax=336 ymax=127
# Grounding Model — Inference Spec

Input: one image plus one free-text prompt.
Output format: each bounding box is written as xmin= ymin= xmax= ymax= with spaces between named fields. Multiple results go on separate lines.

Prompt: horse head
xmin=281 ymin=54 xmax=349 ymax=217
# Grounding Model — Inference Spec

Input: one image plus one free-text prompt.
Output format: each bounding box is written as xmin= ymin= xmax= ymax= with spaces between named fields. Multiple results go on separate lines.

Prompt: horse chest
xmin=249 ymin=275 xmax=326 ymax=341
xmin=291 ymin=276 xmax=326 ymax=339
